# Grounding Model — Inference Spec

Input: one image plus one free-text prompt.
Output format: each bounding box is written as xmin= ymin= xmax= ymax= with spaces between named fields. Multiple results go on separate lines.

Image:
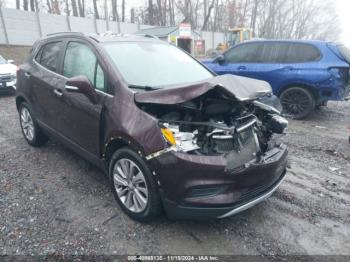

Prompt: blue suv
xmin=202 ymin=40 xmax=350 ymax=119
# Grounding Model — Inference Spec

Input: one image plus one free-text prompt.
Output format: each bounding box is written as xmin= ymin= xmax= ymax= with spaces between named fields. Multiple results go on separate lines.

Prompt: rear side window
xmin=259 ymin=43 xmax=290 ymax=63
xmin=284 ymin=43 xmax=321 ymax=63
xmin=37 ymin=41 xmax=62 ymax=72
xmin=338 ymin=45 xmax=350 ymax=64
xmin=225 ymin=43 xmax=261 ymax=63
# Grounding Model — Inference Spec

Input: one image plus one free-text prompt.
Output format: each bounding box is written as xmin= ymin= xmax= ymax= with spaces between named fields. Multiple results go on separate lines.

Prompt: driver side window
xmin=225 ymin=43 xmax=261 ymax=63
xmin=63 ymin=42 xmax=106 ymax=91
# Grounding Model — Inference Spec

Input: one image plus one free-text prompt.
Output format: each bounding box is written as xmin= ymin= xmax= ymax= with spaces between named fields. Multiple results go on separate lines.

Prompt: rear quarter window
xmin=36 ymin=41 xmax=62 ymax=72
xmin=284 ymin=43 xmax=321 ymax=63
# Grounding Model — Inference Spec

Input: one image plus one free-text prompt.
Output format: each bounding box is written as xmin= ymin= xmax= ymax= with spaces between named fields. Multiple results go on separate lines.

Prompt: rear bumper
xmin=148 ymin=144 xmax=288 ymax=220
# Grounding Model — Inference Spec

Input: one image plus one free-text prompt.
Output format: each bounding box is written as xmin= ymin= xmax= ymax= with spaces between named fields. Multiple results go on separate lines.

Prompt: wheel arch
xmin=277 ymin=83 xmax=319 ymax=100
xmin=15 ymin=95 xmax=27 ymax=111
xmin=103 ymin=137 xmax=145 ymax=170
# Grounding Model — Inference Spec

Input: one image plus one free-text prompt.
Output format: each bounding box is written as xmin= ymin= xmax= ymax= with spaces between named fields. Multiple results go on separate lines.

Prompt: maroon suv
xmin=16 ymin=33 xmax=288 ymax=221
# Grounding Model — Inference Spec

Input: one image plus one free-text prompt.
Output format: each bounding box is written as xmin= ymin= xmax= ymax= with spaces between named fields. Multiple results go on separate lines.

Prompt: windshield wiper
xmin=129 ymin=84 xmax=158 ymax=91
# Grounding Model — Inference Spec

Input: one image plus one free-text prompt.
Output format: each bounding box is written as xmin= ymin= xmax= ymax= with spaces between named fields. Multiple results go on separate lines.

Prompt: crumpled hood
xmin=134 ymin=74 xmax=272 ymax=105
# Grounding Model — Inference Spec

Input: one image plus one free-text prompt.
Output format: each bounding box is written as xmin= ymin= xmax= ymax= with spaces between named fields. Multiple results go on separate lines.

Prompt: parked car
xmin=16 ymin=33 xmax=288 ymax=221
xmin=0 ymin=55 xmax=17 ymax=94
xmin=202 ymin=40 xmax=350 ymax=119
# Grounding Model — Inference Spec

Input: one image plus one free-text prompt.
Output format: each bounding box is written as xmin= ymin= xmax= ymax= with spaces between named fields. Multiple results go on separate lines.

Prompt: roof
xmin=243 ymin=39 xmax=330 ymax=45
xmin=42 ymin=32 xmax=162 ymax=43
xmin=136 ymin=26 xmax=178 ymax=38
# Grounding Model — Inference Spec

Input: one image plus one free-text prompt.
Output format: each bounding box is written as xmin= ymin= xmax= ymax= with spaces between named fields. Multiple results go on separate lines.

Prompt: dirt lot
xmin=0 ymin=95 xmax=349 ymax=256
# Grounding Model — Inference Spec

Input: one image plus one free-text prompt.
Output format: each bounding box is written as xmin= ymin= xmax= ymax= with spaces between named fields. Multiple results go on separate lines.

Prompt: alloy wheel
xmin=113 ymin=158 xmax=149 ymax=213
xmin=280 ymin=88 xmax=313 ymax=118
xmin=20 ymin=107 xmax=35 ymax=141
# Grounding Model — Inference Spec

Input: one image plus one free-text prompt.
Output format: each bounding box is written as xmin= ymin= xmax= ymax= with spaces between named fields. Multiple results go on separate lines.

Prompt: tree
xmin=148 ymin=0 xmax=153 ymax=25
xmin=111 ymin=0 xmax=118 ymax=21
xmin=93 ymin=0 xmax=99 ymax=19
xmin=71 ymin=0 xmax=78 ymax=16
xmin=77 ymin=0 xmax=85 ymax=17
xmin=30 ymin=0 xmax=35 ymax=11
xmin=202 ymin=0 xmax=216 ymax=30
xmin=130 ymin=8 xmax=135 ymax=23
xmin=121 ymin=0 xmax=125 ymax=22
xmin=23 ymin=0 xmax=28 ymax=11
xmin=46 ymin=0 xmax=52 ymax=13
xmin=16 ymin=0 xmax=21 ymax=9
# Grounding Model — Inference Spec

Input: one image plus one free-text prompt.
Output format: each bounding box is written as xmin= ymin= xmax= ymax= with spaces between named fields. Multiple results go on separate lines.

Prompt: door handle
xmin=53 ymin=88 xmax=63 ymax=98
xmin=238 ymin=66 xmax=246 ymax=70
xmin=282 ymin=66 xmax=293 ymax=70
xmin=24 ymin=72 xmax=31 ymax=79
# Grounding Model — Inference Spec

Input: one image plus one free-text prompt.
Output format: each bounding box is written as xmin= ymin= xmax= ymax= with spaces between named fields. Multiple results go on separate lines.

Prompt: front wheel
xmin=280 ymin=87 xmax=315 ymax=119
xmin=109 ymin=147 xmax=162 ymax=222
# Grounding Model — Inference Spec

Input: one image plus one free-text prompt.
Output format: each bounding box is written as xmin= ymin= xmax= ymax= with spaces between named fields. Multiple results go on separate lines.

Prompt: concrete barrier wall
xmin=1 ymin=8 xmax=40 ymax=45
xmin=39 ymin=13 xmax=69 ymax=36
xmin=70 ymin=16 xmax=95 ymax=33
xmin=0 ymin=7 xmax=225 ymax=52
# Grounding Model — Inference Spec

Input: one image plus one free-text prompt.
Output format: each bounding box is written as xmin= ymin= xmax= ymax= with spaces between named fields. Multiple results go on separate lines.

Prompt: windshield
xmin=0 ymin=56 xmax=7 ymax=64
xmin=103 ymin=42 xmax=213 ymax=88
xmin=338 ymin=45 xmax=350 ymax=64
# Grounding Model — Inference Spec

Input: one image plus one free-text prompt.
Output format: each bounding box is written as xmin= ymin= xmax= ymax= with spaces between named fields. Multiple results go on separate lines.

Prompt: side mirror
xmin=213 ymin=54 xmax=225 ymax=64
xmin=7 ymin=59 xmax=14 ymax=64
xmin=65 ymin=75 xmax=97 ymax=104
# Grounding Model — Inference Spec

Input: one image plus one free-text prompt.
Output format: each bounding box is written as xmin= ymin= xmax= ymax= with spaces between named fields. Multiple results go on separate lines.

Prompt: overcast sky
xmin=336 ymin=0 xmax=350 ymax=46
xmin=2 ymin=0 xmax=350 ymax=46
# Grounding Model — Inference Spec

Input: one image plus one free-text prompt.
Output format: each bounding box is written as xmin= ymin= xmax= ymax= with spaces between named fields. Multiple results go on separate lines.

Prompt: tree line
xmin=4 ymin=0 xmax=340 ymax=41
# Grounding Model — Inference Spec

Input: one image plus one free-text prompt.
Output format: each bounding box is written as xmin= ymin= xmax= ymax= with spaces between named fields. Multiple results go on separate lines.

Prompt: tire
xmin=109 ymin=147 xmax=162 ymax=222
xmin=19 ymin=102 xmax=49 ymax=147
xmin=279 ymin=87 xmax=315 ymax=119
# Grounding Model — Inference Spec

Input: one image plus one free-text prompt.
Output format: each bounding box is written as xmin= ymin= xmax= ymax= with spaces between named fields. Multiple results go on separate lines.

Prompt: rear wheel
xmin=19 ymin=103 xmax=48 ymax=146
xmin=280 ymin=87 xmax=315 ymax=119
xmin=109 ymin=147 xmax=161 ymax=222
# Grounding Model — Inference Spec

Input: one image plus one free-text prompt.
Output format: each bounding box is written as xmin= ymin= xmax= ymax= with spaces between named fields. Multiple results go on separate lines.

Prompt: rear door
xmin=248 ymin=42 xmax=295 ymax=92
xmin=27 ymin=40 xmax=66 ymax=130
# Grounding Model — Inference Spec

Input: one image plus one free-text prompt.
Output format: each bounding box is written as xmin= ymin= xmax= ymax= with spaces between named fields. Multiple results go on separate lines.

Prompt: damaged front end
xmin=137 ymin=80 xmax=287 ymax=172
xmin=134 ymin=75 xmax=288 ymax=219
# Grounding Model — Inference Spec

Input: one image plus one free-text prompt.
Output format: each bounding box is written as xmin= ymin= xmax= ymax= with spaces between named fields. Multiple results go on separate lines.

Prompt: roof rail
xmin=46 ymin=32 xmax=85 ymax=37
xmin=135 ymin=34 xmax=160 ymax=40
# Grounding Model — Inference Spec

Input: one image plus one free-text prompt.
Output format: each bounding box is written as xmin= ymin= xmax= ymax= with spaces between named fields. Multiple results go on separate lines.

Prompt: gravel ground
xmin=0 ymin=95 xmax=349 ymax=256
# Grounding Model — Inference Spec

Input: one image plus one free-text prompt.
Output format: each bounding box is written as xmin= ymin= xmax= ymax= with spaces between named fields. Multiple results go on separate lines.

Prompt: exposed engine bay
xmin=138 ymin=88 xmax=288 ymax=170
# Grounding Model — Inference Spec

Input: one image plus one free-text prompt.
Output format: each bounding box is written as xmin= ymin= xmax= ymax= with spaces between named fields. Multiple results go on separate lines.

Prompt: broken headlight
xmin=161 ymin=125 xmax=199 ymax=152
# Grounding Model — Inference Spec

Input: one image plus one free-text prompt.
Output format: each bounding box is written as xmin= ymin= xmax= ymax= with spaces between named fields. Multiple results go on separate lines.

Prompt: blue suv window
xmin=284 ymin=43 xmax=321 ymax=63
xmin=259 ymin=43 xmax=290 ymax=63
xmin=225 ymin=42 xmax=321 ymax=64
xmin=225 ymin=43 xmax=260 ymax=63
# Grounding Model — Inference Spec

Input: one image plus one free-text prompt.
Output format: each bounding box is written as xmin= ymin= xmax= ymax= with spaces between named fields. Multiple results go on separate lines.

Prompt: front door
xmin=57 ymin=40 xmax=109 ymax=156
xmin=211 ymin=42 xmax=262 ymax=78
